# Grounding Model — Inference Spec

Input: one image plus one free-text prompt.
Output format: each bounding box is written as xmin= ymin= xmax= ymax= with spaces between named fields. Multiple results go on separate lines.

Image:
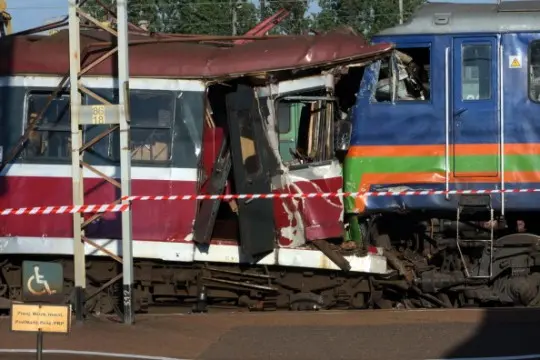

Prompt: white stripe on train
xmin=0 ymin=75 xmax=206 ymax=91
xmin=0 ymin=236 xmax=389 ymax=274
xmin=0 ymin=163 xmax=340 ymax=182
xmin=1 ymin=163 xmax=198 ymax=181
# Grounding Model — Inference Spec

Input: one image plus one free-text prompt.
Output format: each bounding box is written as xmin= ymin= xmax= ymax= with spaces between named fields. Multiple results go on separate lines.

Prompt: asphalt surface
xmin=2 ymin=308 xmax=540 ymax=360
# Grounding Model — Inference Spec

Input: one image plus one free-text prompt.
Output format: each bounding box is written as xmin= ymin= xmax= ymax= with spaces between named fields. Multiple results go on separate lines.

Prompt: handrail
xmin=445 ymin=46 xmax=450 ymax=200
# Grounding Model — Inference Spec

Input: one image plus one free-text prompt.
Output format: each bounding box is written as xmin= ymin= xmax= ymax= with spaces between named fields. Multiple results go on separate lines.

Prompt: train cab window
xmin=461 ymin=44 xmax=491 ymax=100
xmin=277 ymin=96 xmax=335 ymax=165
xmin=374 ymin=46 xmax=431 ymax=102
xmin=277 ymin=100 xmax=302 ymax=163
xmin=129 ymin=91 xmax=174 ymax=164
xmin=25 ymin=92 xmax=71 ymax=162
xmin=277 ymin=101 xmax=291 ymax=134
xmin=529 ymin=41 xmax=540 ymax=102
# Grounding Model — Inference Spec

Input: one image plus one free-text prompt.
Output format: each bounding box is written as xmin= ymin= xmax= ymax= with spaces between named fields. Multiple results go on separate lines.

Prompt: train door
xmin=451 ymin=37 xmax=500 ymax=179
xmin=225 ymin=84 xmax=276 ymax=260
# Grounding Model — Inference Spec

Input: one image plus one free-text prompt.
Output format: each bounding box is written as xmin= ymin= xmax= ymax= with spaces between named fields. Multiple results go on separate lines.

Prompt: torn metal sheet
xmin=255 ymin=69 xmax=350 ymax=248
xmin=273 ymin=160 xmax=344 ymax=245
xmin=193 ymin=138 xmax=231 ymax=245
xmin=0 ymin=29 xmax=393 ymax=79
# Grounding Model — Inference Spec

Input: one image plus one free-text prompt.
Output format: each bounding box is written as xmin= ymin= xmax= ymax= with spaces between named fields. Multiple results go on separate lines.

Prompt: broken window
xmin=25 ymin=92 xmax=71 ymax=162
xmin=374 ymin=57 xmax=393 ymax=102
xmin=529 ymin=41 xmax=540 ymax=102
xmin=276 ymin=101 xmax=298 ymax=162
xmin=128 ymin=90 xmax=174 ymax=164
xmin=374 ymin=46 xmax=431 ymax=102
xmin=276 ymin=95 xmax=336 ymax=166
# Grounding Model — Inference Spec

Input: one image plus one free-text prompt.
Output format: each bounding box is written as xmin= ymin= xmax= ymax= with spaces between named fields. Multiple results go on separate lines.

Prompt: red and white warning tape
xmin=0 ymin=204 xmax=129 ymax=216
xmin=2 ymin=188 xmax=540 ymax=216
xmin=121 ymin=188 xmax=540 ymax=201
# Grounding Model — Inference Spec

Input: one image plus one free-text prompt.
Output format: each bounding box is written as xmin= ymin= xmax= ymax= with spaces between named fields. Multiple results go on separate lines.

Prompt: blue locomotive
xmin=344 ymin=1 xmax=540 ymax=307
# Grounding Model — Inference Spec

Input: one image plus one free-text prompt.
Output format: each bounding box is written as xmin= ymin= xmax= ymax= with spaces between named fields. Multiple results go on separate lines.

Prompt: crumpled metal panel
xmin=0 ymin=29 xmax=393 ymax=79
xmin=273 ymin=161 xmax=344 ymax=247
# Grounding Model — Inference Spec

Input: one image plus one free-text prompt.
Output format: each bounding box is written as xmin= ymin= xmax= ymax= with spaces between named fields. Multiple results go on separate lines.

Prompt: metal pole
xmin=116 ymin=0 xmax=134 ymax=325
xmin=36 ymin=331 xmax=43 ymax=360
xmin=232 ymin=0 xmax=237 ymax=36
xmin=399 ymin=0 xmax=403 ymax=24
xmin=68 ymin=0 xmax=86 ymax=323
xmin=68 ymin=0 xmax=133 ymax=325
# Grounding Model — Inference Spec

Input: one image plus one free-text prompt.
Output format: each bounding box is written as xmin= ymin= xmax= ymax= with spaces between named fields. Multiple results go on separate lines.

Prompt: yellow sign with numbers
xmin=91 ymin=105 xmax=106 ymax=124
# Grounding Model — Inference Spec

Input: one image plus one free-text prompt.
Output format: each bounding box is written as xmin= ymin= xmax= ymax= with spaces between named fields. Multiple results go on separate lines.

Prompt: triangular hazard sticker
xmin=511 ymin=58 xmax=521 ymax=67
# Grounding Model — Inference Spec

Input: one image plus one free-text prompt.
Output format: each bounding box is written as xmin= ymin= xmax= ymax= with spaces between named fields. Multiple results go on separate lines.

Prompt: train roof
xmin=0 ymin=29 xmax=393 ymax=80
xmin=376 ymin=0 xmax=540 ymax=37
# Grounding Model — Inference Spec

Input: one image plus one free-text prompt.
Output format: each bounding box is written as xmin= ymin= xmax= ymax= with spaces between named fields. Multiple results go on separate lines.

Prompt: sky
xmin=9 ymin=0 xmax=67 ymax=32
xmin=8 ymin=0 xmax=507 ymax=33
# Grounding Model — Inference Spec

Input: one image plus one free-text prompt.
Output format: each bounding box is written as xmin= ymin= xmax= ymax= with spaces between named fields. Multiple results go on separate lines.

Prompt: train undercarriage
xmin=3 ymin=198 xmax=540 ymax=316
xmin=358 ymin=194 xmax=540 ymax=310
xmin=1 ymin=36 xmax=539 ymax=317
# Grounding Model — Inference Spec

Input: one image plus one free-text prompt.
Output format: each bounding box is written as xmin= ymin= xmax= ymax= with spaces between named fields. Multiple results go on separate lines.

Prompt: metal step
xmin=456 ymin=195 xmax=494 ymax=279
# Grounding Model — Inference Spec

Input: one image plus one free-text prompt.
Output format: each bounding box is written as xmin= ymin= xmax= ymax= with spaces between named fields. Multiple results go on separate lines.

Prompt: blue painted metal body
xmin=351 ymin=29 xmax=540 ymax=213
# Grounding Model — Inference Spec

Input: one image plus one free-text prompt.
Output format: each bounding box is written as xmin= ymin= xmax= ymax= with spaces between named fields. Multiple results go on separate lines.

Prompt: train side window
xmin=24 ymin=92 xmax=71 ymax=162
xmin=374 ymin=46 xmax=431 ymax=102
xmin=461 ymin=44 xmax=491 ymax=100
xmin=129 ymin=91 xmax=174 ymax=164
xmin=529 ymin=41 xmax=540 ymax=102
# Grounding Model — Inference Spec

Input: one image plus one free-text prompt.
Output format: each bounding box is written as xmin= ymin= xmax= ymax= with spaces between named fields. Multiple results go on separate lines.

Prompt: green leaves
xmin=315 ymin=0 xmax=425 ymax=38
xmin=262 ymin=0 xmax=311 ymax=35
xmin=83 ymin=0 xmax=426 ymax=38
xmin=83 ymin=0 xmax=259 ymax=35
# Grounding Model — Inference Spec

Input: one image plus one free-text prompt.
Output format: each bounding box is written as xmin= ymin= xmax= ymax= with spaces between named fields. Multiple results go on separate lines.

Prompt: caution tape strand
xmin=2 ymin=188 xmax=540 ymax=215
xmin=121 ymin=188 xmax=540 ymax=201
xmin=0 ymin=204 xmax=130 ymax=216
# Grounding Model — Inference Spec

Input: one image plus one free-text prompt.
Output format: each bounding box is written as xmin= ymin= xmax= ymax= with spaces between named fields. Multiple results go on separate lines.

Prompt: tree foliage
xmin=84 ymin=0 xmax=425 ymax=37
xmin=83 ymin=0 xmax=258 ymax=35
xmin=261 ymin=0 xmax=312 ymax=35
xmin=314 ymin=0 xmax=424 ymax=37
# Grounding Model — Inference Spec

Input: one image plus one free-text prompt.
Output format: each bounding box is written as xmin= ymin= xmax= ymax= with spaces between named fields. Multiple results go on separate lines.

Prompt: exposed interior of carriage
xmin=194 ymin=36 xmax=394 ymax=261
xmin=0 ymin=27 xmax=393 ymax=267
xmin=205 ymin=77 xmax=360 ymax=216
xmin=0 ymin=21 xmax=403 ymax=314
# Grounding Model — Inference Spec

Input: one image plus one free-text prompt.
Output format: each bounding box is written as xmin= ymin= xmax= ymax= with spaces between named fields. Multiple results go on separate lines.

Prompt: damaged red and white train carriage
xmin=0 ymin=28 xmax=394 ymax=312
